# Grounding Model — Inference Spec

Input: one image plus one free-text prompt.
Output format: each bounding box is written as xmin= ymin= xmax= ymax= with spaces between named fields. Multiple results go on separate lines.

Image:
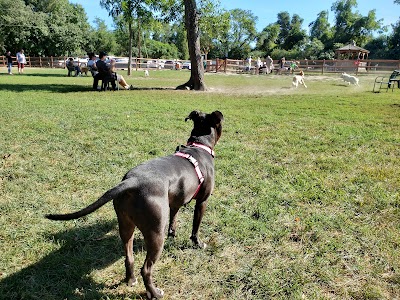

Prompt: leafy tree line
xmin=1 ymin=0 xmax=399 ymax=60
xmin=0 ymin=0 xmax=92 ymax=56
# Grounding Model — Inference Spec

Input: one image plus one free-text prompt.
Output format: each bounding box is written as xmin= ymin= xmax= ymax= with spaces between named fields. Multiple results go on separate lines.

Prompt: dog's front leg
xmin=168 ymin=206 xmax=180 ymax=237
xmin=190 ymin=200 xmax=207 ymax=249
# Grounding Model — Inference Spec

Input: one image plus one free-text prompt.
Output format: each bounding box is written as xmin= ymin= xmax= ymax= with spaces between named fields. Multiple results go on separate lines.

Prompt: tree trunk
xmin=176 ymin=0 xmax=206 ymax=91
xmin=128 ymin=21 xmax=133 ymax=76
xmin=138 ymin=20 xmax=142 ymax=62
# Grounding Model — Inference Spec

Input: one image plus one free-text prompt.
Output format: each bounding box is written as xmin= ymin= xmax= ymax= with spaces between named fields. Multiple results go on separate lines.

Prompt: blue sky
xmin=70 ymin=0 xmax=399 ymax=33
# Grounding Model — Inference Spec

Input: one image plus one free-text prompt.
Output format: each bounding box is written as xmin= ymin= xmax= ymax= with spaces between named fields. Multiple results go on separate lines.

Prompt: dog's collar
xmin=187 ymin=142 xmax=215 ymax=157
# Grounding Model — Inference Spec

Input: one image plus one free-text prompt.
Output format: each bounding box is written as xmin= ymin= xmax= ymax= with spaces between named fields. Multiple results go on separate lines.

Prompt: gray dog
xmin=46 ymin=110 xmax=224 ymax=299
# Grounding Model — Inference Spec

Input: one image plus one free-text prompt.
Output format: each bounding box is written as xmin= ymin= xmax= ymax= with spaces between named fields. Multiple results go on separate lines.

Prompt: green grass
xmin=0 ymin=67 xmax=399 ymax=300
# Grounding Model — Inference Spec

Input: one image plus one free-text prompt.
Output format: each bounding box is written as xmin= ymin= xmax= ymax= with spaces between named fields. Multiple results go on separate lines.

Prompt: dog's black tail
xmin=45 ymin=180 xmax=132 ymax=221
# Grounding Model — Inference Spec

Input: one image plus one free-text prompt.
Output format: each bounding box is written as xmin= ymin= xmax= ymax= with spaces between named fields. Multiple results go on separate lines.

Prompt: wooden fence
xmin=1 ymin=55 xmax=399 ymax=75
xmin=208 ymin=58 xmax=400 ymax=75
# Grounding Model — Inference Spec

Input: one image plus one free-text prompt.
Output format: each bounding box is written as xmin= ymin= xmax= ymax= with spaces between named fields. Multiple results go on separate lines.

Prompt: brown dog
xmin=46 ymin=110 xmax=224 ymax=299
xmin=80 ymin=66 xmax=89 ymax=76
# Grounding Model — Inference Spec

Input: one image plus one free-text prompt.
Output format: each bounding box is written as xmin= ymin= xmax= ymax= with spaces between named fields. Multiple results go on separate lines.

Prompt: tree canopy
xmin=0 ymin=0 xmax=91 ymax=55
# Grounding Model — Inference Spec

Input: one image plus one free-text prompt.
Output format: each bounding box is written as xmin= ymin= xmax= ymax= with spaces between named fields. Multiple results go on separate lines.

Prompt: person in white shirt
xmin=247 ymin=56 xmax=252 ymax=71
xmin=256 ymin=57 xmax=262 ymax=74
xmin=16 ymin=49 xmax=27 ymax=74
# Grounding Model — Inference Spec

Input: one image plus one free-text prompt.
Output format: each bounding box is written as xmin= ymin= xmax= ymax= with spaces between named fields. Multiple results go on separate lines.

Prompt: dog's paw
xmin=190 ymin=236 xmax=207 ymax=249
xmin=146 ymin=288 xmax=164 ymax=299
xmin=167 ymin=229 xmax=176 ymax=238
xmin=127 ymin=277 xmax=138 ymax=286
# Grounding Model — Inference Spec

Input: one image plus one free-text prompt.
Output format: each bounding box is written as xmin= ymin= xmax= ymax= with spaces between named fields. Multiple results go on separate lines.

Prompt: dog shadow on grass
xmin=0 ymin=83 xmax=89 ymax=93
xmin=0 ymin=220 xmax=147 ymax=300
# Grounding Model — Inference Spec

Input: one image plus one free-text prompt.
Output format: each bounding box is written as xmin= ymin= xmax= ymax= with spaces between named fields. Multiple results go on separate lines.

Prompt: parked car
xmin=164 ymin=60 xmax=175 ymax=69
xmin=182 ymin=61 xmax=191 ymax=70
xmin=146 ymin=60 xmax=164 ymax=69
xmin=114 ymin=57 xmax=137 ymax=69
xmin=56 ymin=57 xmax=88 ymax=67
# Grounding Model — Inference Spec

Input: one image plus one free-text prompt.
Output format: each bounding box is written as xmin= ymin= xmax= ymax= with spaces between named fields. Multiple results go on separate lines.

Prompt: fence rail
xmin=1 ymin=55 xmax=399 ymax=75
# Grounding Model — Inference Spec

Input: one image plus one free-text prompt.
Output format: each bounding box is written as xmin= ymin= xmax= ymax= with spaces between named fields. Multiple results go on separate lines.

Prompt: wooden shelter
xmin=335 ymin=43 xmax=370 ymax=60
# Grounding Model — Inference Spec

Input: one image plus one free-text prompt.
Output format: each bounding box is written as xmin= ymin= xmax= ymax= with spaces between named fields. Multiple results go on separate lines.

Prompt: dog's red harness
xmin=174 ymin=143 xmax=214 ymax=199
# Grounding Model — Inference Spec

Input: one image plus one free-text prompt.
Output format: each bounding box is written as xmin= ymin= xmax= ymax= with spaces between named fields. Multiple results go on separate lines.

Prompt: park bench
xmin=66 ymin=64 xmax=77 ymax=76
xmin=373 ymin=70 xmax=400 ymax=93
xmin=100 ymin=72 xmax=118 ymax=91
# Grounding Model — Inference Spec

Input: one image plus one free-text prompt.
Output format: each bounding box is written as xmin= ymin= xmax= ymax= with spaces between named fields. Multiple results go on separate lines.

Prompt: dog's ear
xmin=211 ymin=111 xmax=224 ymax=125
xmin=185 ymin=110 xmax=201 ymax=122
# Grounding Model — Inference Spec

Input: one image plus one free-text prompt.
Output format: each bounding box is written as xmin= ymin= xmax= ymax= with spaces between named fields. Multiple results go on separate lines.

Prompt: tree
xmin=388 ymin=19 xmax=400 ymax=58
xmin=88 ymin=18 xmax=118 ymax=55
xmin=169 ymin=22 xmax=189 ymax=59
xmin=275 ymin=12 xmax=307 ymax=50
xmin=176 ymin=0 xmax=206 ymax=90
xmin=364 ymin=35 xmax=390 ymax=58
xmin=255 ymin=24 xmax=280 ymax=56
xmin=331 ymin=0 xmax=381 ymax=46
xmin=224 ymin=9 xmax=258 ymax=59
xmin=276 ymin=11 xmax=291 ymax=47
xmin=0 ymin=0 xmax=90 ymax=56
xmin=45 ymin=2 xmax=91 ymax=55
xmin=302 ymin=38 xmax=326 ymax=59
xmin=197 ymin=0 xmax=230 ymax=60
xmin=100 ymin=0 xmax=175 ymax=75
xmin=309 ymin=10 xmax=333 ymax=46
xmin=145 ymin=39 xmax=179 ymax=58
xmin=284 ymin=14 xmax=307 ymax=50
xmin=100 ymin=0 xmax=138 ymax=75
xmin=206 ymin=8 xmax=259 ymax=60
xmin=0 ymin=0 xmax=46 ymax=54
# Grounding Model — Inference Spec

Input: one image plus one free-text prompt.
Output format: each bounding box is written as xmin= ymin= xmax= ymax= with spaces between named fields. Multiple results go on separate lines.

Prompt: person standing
xmin=256 ymin=57 xmax=262 ymax=74
xmin=5 ymin=51 xmax=13 ymax=75
xmin=247 ymin=56 xmax=252 ymax=71
xmin=16 ymin=49 xmax=27 ymax=74
xmin=277 ymin=56 xmax=286 ymax=75
xmin=265 ymin=55 xmax=273 ymax=74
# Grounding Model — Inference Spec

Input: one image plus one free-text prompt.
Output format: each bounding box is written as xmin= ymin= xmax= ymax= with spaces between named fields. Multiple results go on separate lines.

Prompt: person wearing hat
xmin=92 ymin=51 xmax=115 ymax=90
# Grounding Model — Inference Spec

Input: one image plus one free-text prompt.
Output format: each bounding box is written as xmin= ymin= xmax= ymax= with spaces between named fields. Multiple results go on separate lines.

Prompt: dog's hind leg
xmin=116 ymin=213 xmax=138 ymax=286
xmin=141 ymin=231 xmax=165 ymax=299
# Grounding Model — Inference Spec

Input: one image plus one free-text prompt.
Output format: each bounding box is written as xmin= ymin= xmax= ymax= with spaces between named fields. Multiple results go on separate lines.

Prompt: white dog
xmin=341 ymin=72 xmax=359 ymax=86
xmin=144 ymin=69 xmax=149 ymax=77
xmin=292 ymin=70 xmax=307 ymax=88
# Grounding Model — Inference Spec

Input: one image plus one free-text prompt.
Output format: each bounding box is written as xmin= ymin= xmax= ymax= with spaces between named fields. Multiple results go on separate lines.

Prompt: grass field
xmin=0 ymin=67 xmax=399 ymax=300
